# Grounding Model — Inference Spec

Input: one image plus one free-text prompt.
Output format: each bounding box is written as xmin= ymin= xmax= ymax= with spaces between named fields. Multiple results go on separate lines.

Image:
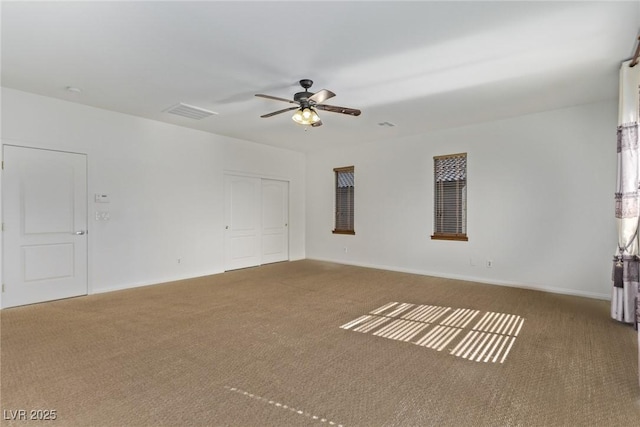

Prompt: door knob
xmin=74 ymin=231 xmax=86 ymax=235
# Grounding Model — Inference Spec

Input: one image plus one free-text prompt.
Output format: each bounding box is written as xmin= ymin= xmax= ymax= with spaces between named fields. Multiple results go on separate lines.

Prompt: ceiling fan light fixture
xmin=292 ymin=107 xmax=320 ymax=125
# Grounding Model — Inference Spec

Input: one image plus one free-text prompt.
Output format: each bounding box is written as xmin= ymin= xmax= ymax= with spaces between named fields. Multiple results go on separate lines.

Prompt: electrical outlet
xmin=344 ymin=247 xmax=348 ymax=253
xmin=470 ymin=258 xmax=476 ymax=266
xmin=486 ymin=259 xmax=493 ymax=268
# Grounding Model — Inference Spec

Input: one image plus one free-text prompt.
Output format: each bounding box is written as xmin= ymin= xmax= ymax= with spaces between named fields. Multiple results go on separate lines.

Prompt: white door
xmin=2 ymin=146 xmax=88 ymax=308
xmin=261 ymin=179 xmax=289 ymax=264
xmin=224 ymin=175 xmax=261 ymax=271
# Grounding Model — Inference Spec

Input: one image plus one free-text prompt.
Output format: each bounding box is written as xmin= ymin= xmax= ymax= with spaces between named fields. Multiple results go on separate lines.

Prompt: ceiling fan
xmin=255 ymin=79 xmax=361 ymax=127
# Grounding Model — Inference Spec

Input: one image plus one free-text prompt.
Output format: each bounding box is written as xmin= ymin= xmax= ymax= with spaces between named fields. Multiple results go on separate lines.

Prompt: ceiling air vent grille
xmin=165 ymin=103 xmax=218 ymax=120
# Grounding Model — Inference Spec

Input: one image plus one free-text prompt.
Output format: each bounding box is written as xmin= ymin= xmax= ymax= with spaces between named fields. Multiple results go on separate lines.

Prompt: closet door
xmin=261 ymin=179 xmax=289 ymax=264
xmin=224 ymin=175 xmax=261 ymax=271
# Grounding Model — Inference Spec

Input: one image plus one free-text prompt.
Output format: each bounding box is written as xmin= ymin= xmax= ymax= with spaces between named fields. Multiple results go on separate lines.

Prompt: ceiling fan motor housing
xmin=294 ymin=91 xmax=313 ymax=104
xmin=294 ymin=79 xmax=314 ymax=105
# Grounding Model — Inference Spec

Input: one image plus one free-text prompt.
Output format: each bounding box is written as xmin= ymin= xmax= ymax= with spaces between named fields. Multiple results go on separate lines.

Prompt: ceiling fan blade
xmin=260 ymin=106 xmax=299 ymax=118
xmin=315 ymin=104 xmax=361 ymax=116
xmin=311 ymin=120 xmax=323 ymax=127
xmin=255 ymin=94 xmax=298 ymax=104
xmin=308 ymin=89 xmax=336 ymax=104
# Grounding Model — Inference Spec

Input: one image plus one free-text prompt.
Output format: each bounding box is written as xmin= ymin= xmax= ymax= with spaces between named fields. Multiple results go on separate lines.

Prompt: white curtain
xmin=612 ymin=60 xmax=640 ymax=325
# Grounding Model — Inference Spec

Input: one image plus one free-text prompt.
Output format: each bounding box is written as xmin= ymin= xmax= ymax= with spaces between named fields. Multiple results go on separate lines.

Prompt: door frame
xmin=1 ymin=142 xmax=90 ymax=309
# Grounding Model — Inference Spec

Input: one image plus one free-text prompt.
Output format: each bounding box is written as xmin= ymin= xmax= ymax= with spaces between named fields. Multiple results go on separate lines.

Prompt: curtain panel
xmin=612 ymin=61 xmax=640 ymax=326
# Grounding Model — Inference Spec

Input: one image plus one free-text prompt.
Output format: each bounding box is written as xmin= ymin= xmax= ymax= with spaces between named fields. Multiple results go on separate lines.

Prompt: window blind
xmin=433 ymin=153 xmax=467 ymax=240
xmin=334 ymin=166 xmax=355 ymax=234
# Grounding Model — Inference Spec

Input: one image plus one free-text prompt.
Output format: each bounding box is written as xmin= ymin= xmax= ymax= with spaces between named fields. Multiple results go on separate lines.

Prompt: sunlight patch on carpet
xmin=340 ymin=302 xmax=525 ymax=364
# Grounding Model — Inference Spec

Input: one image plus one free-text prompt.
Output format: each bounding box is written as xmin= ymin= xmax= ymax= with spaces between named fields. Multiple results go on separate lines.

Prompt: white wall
xmin=1 ymin=88 xmax=305 ymax=296
xmin=0 ymin=88 xmax=619 ymax=301
xmin=306 ymin=101 xmax=617 ymax=299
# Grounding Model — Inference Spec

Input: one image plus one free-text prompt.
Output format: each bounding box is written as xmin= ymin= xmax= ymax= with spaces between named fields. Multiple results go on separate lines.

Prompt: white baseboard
xmin=91 ymin=269 xmax=224 ymax=295
xmin=307 ymin=257 xmax=611 ymax=301
xmin=91 ymin=258 xmax=307 ymax=296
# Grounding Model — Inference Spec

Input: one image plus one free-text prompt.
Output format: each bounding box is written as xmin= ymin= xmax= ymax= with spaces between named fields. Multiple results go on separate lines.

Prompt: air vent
xmin=165 ymin=103 xmax=218 ymax=120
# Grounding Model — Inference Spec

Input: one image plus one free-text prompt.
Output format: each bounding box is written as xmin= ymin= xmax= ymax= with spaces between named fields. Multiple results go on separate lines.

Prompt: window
xmin=432 ymin=153 xmax=467 ymax=241
xmin=333 ymin=166 xmax=355 ymax=234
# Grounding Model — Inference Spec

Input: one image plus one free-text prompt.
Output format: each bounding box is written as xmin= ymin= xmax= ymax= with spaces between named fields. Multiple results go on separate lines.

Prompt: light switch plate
xmin=95 ymin=211 xmax=110 ymax=221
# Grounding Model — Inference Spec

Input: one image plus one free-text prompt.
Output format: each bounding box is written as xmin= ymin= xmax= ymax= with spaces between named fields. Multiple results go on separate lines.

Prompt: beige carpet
xmin=1 ymin=260 xmax=638 ymax=426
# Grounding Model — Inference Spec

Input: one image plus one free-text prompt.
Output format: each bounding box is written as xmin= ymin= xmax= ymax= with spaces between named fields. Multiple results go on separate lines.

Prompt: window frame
xmin=431 ymin=153 xmax=468 ymax=242
xmin=333 ymin=166 xmax=355 ymax=235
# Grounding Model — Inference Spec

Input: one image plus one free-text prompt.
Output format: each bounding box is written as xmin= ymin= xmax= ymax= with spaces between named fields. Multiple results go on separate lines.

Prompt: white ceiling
xmin=2 ymin=1 xmax=639 ymax=153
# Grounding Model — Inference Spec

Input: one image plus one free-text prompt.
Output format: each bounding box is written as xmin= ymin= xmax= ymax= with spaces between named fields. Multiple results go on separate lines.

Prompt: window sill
xmin=333 ymin=230 xmax=355 ymax=235
xmin=431 ymin=234 xmax=468 ymax=241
